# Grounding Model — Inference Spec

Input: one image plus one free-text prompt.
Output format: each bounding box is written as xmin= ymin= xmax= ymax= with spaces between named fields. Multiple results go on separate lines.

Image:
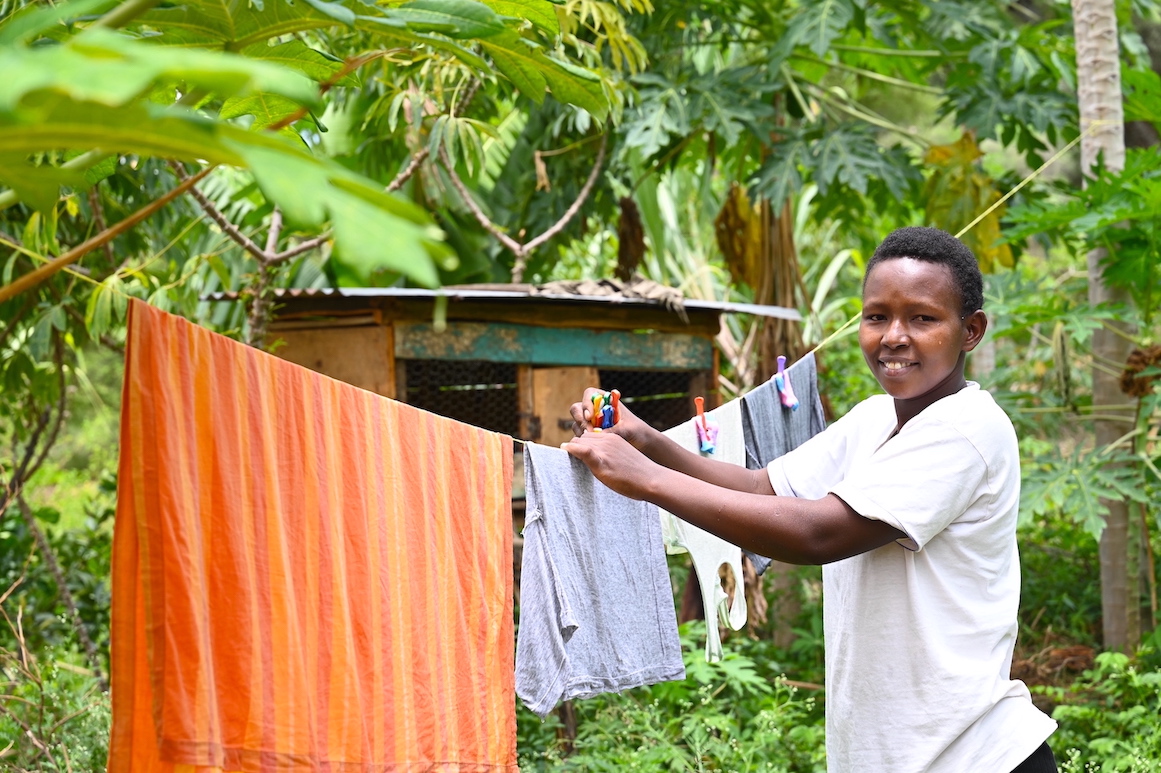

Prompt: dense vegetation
xmin=1 ymin=0 xmax=1159 ymax=769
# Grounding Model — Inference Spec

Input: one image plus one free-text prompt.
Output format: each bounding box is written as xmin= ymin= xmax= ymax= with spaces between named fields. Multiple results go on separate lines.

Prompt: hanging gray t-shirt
xmin=740 ymin=352 xmax=827 ymax=574
xmin=515 ymin=442 xmax=685 ymax=718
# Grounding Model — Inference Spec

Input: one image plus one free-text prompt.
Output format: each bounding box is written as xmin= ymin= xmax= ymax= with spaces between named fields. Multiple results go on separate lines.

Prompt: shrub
xmin=1050 ymin=650 xmax=1161 ymax=773
xmin=517 ymin=621 xmax=827 ymax=772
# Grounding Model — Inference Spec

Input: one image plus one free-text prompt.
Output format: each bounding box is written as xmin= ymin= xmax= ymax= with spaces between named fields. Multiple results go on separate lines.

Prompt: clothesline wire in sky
xmin=807 ymin=121 xmax=1099 ymax=358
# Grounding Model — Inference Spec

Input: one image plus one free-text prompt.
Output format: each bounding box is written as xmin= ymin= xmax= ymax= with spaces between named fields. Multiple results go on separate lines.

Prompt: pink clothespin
xmin=694 ymin=396 xmax=719 ymax=453
xmin=774 ymin=355 xmax=799 ymax=411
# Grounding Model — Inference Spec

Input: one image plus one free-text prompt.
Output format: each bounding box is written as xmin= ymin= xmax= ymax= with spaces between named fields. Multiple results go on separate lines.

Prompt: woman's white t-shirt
xmin=767 ymin=383 xmax=1056 ymax=773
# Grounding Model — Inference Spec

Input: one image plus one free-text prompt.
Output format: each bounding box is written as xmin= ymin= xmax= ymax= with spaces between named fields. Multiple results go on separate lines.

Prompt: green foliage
xmin=1018 ymin=512 xmax=1103 ymax=648
xmin=1050 ymin=652 xmax=1161 ymax=772
xmin=1020 ymin=444 xmax=1150 ymax=541
xmin=1006 ymin=147 xmax=1161 ymax=325
xmin=0 ymin=477 xmax=113 ymax=658
xmin=517 ymin=621 xmax=826 ymax=772
xmin=751 ymin=122 xmax=921 ymax=224
xmin=0 ymin=0 xmax=1159 ymax=768
xmin=0 ymin=638 xmax=111 ymax=770
xmin=941 ymin=20 xmax=1077 ymax=166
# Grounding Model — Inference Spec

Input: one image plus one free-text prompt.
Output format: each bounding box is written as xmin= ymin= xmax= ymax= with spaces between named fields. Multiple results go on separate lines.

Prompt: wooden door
xmin=518 ymin=365 xmax=600 ymax=446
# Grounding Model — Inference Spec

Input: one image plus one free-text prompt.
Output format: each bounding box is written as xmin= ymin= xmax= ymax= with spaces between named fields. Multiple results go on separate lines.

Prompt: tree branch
xmin=440 ymin=133 xmax=608 ymax=282
xmin=0 ymin=166 xmax=213 ymax=304
xmin=245 ymin=262 xmax=274 ymax=347
xmin=0 ymin=334 xmax=68 ymax=528
xmin=520 ymin=133 xmax=608 ymax=257
xmin=264 ymin=207 xmax=283 ymax=255
xmin=386 ymin=148 xmax=430 ymax=193
xmin=440 ymin=145 xmax=524 ymax=255
xmin=86 ymin=187 xmax=117 ymax=265
xmin=169 ymin=161 xmax=269 ymax=263
xmin=269 ymin=234 xmax=329 ymax=265
xmin=1 ymin=408 xmax=52 ymax=517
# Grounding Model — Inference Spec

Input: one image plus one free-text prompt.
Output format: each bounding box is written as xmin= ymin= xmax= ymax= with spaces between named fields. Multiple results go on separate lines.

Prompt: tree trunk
xmin=1072 ymin=0 xmax=1139 ymax=652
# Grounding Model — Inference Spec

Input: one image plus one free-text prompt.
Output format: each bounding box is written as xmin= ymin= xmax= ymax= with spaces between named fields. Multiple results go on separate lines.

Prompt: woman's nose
xmin=883 ymin=318 xmax=910 ymax=347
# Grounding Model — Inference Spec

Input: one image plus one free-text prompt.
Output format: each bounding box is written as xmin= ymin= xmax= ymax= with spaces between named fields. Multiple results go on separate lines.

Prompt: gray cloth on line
xmin=515 ymin=442 xmax=686 ymax=719
xmin=740 ymin=352 xmax=827 ymax=575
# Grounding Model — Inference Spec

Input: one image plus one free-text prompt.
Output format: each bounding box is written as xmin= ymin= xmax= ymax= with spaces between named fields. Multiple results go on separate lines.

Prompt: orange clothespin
xmin=694 ymin=396 xmax=707 ymax=431
xmin=610 ymin=389 xmax=621 ymax=425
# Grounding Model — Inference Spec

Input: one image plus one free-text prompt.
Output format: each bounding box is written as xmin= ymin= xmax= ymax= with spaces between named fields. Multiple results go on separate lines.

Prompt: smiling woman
xmin=858 ymin=230 xmax=988 ymax=429
xmin=561 ymin=226 xmax=1060 ymax=773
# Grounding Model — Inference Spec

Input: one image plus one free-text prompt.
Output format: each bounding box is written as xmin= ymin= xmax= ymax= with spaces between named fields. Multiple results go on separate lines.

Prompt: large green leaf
xmin=0 ymin=28 xmax=318 ymax=112
xmin=353 ymin=16 xmax=491 ymax=70
xmin=0 ymin=0 xmax=118 ymax=45
xmin=135 ymin=0 xmax=605 ymax=120
xmin=233 ymin=141 xmax=444 ymax=285
xmin=238 ymin=39 xmax=359 ymax=87
xmin=0 ymin=98 xmax=247 ymax=165
xmin=137 ymin=0 xmax=340 ymax=48
xmin=0 ymin=93 xmax=441 ymax=285
xmin=479 ymin=0 xmax=558 ymax=35
xmin=785 ymin=0 xmax=856 ymax=57
xmin=481 ymin=30 xmax=607 ymax=120
xmin=622 ymin=74 xmax=688 ymax=158
xmin=220 ymin=93 xmax=305 ymax=128
xmin=1124 ymin=68 xmax=1161 ymax=130
xmin=385 ymin=0 xmax=508 ymax=39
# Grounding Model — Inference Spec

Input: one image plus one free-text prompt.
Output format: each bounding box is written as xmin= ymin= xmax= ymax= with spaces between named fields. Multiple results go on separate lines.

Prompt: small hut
xmin=256 ymin=284 xmax=799 ymax=450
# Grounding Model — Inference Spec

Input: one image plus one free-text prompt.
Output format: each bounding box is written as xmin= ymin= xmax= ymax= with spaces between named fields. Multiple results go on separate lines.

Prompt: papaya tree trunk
xmin=1072 ymin=0 xmax=1139 ymax=652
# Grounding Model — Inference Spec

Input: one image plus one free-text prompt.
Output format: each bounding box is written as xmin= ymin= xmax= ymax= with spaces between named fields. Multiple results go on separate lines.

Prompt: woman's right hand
xmin=568 ymin=388 xmax=645 ymax=448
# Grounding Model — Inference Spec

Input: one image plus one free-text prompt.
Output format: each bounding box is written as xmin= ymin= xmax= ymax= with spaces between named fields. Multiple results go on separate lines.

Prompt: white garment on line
xmin=660 ymin=399 xmax=747 ymax=662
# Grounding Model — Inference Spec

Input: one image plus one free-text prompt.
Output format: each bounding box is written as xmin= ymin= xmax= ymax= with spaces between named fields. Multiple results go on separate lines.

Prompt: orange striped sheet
xmin=109 ymin=299 xmax=517 ymax=772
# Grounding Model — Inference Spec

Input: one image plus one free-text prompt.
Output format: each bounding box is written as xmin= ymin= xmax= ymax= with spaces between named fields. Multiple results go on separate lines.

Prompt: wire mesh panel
xmin=400 ymin=360 xmax=520 ymax=437
xmin=599 ymin=369 xmax=697 ymax=432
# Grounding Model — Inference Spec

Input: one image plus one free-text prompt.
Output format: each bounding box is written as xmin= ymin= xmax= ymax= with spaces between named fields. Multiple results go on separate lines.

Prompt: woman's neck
xmin=892 ymin=358 xmax=968 ymax=431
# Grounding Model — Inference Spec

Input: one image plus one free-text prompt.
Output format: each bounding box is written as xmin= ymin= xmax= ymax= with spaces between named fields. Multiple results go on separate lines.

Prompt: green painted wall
xmin=395 ymin=321 xmax=713 ymax=370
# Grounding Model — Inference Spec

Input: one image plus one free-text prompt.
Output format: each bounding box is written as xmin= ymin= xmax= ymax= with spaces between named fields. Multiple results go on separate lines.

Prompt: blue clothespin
xmin=600 ymin=403 xmax=615 ymax=429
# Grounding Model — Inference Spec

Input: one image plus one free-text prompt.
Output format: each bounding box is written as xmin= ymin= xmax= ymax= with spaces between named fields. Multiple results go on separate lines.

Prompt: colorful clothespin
xmin=591 ymin=393 xmax=605 ymax=431
xmin=591 ymin=391 xmax=619 ymax=430
xmin=774 ymin=355 xmax=799 ymax=411
xmin=694 ymin=395 xmax=719 ymax=454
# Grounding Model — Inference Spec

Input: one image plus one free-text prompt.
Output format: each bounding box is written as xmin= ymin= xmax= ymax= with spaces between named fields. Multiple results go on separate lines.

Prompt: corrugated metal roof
xmin=205 ymin=286 xmax=802 ymax=321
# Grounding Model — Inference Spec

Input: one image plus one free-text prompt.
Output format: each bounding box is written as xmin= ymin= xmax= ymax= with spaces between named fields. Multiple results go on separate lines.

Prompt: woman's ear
xmin=961 ymin=309 xmax=988 ymax=352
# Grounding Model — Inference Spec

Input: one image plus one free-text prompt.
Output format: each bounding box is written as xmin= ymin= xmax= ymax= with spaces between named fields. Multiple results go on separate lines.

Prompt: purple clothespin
xmin=774 ymin=355 xmax=799 ymax=411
